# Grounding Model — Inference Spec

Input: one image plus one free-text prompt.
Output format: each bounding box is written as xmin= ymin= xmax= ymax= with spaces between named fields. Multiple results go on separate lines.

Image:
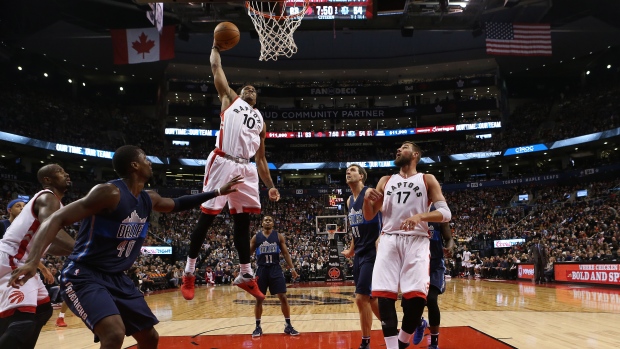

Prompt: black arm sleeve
xmin=171 ymin=190 xmax=219 ymax=212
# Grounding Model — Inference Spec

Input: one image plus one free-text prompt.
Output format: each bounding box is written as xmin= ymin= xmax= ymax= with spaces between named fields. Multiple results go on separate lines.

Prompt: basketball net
xmin=245 ymin=1 xmax=309 ymax=61
xmin=327 ymin=229 xmax=337 ymax=240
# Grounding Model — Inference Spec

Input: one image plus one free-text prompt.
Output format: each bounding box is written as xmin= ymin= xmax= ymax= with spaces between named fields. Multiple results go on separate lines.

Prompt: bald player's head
xmin=37 ymin=164 xmax=63 ymax=185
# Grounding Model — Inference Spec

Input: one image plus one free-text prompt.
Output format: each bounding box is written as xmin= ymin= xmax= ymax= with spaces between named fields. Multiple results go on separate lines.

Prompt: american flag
xmin=485 ymin=23 xmax=552 ymax=56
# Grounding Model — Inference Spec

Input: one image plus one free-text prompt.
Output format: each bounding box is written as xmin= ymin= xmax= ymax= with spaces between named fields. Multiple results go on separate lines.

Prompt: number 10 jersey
xmin=217 ymin=96 xmax=264 ymax=159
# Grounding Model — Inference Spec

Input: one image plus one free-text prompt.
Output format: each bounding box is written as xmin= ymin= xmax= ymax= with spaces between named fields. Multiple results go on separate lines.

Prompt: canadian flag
xmin=110 ymin=26 xmax=175 ymax=65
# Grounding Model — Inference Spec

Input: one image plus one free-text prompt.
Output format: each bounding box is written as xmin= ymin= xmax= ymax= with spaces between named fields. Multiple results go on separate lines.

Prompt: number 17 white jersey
xmin=216 ymin=97 xmax=264 ymax=159
xmin=381 ymin=173 xmax=431 ymax=237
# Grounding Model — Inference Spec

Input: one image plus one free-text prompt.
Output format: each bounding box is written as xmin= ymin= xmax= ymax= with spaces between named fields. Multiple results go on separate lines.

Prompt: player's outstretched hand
xmin=268 ymin=187 xmax=280 ymax=202
xmin=219 ymin=175 xmax=243 ymax=195
xmin=8 ymin=262 xmax=39 ymax=288
xmin=291 ymin=269 xmax=299 ymax=280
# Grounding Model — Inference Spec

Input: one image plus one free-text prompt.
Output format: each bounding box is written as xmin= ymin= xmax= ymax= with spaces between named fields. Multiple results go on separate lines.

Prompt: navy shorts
xmin=60 ymin=261 xmax=159 ymax=338
xmin=353 ymin=253 xmax=375 ymax=296
xmin=256 ymin=265 xmax=287 ymax=295
xmin=429 ymin=258 xmax=446 ymax=294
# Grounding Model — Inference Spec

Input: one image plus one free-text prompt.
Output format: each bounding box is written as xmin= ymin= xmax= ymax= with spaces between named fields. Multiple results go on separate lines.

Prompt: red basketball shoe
xmin=233 ymin=273 xmax=265 ymax=300
xmin=181 ymin=274 xmax=196 ymax=300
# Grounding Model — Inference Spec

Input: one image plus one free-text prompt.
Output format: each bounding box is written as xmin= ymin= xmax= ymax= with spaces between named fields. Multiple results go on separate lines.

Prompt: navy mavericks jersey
xmin=69 ymin=179 xmax=152 ymax=273
xmin=348 ymin=187 xmax=382 ymax=256
xmin=428 ymin=222 xmax=444 ymax=261
xmin=255 ymin=231 xmax=281 ymax=266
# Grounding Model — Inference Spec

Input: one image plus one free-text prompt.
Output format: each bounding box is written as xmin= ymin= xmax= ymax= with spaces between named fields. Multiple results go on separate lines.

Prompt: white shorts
xmin=371 ymin=234 xmax=430 ymax=300
xmin=0 ymin=251 xmax=49 ymax=317
xmin=200 ymin=151 xmax=261 ymax=215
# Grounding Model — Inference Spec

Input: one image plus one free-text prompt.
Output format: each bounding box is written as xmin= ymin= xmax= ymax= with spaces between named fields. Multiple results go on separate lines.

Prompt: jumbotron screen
xmin=286 ymin=1 xmax=374 ymax=20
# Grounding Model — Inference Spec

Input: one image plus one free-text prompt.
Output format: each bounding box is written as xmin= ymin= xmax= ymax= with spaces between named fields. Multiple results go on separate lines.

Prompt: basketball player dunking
xmin=341 ymin=164 xmax=381 ymax=349
xmin=181 ymin=43 xmax=280 ymax=301
xmin=363 ymin=141 xmax=452 ymax=349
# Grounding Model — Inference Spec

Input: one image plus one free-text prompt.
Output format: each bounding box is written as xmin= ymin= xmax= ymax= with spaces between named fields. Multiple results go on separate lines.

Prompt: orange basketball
xmin=214 ymin=22 xmax=240 ymax=51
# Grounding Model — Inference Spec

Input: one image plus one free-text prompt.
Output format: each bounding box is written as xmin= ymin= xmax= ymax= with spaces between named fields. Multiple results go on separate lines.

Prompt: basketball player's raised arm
xmin=147 ymin=175 xmax=243 ymax=213
xmin=279 ymin=233 xmax=298 ymax=279
xmin=8 ymin=184 xmax=121 ymax=288
xmin=210 ymin=47 xmax=237 ymax=110
xmin=255 ymin=125 xmax=280 ymax=202
xmin=362 ymin=175 xmax=389 ymax=221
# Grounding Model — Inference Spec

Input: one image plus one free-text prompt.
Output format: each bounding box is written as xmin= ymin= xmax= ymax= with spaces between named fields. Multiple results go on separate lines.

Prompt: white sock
xmin=185 ymin=258 xmax=197 ymax=274
xmin=398 ymin=329 xmax=412 ymax=343
xmin=240 ymin=263 xmax=253 ymax=276
xmin=384 ymin=335 xmax=399 ymax=349
xmin=58 ymin=312 xmax=65 ymax=318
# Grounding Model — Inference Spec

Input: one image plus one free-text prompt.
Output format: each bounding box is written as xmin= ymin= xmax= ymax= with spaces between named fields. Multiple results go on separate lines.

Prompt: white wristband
xmin=216 ymin=188 xmax=221 ymax=196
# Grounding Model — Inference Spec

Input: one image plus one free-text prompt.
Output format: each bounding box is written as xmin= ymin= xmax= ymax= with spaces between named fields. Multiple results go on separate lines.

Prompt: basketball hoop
xmin=327 ymin=229 xmax=337 ymax=240
xmin=245 ymin=0 xmax=310 ymax=61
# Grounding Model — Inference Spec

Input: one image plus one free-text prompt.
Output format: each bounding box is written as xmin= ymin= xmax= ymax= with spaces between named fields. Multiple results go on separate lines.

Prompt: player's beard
xmin=395 ymin=153 xmax=412 ymax=167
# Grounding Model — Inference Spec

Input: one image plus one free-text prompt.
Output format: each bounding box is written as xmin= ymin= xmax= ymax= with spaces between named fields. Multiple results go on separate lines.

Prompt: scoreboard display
xmin=286 ymin=0 xmax=374 ymax=20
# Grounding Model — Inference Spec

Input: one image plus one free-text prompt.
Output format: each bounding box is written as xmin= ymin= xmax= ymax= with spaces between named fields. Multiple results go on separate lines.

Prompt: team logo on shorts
xmin=8 ymin=290 xmax=25 ymax=304
xmin=328 ymin=267 xmax=341 ymax=279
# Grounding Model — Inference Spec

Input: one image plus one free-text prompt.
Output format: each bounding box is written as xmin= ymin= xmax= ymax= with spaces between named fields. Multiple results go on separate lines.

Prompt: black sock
xmin=431 ymin=333 xmax=439 ymax=346
xmin=285 ymin=318 xmax=291 ymax=326
xmin=361 ymin=336 xmax=370 ymax=345
xmin=256 ymin=319 xmax=261 ymax=327
xmin=398 ymin=339 xmax=410 ymax=349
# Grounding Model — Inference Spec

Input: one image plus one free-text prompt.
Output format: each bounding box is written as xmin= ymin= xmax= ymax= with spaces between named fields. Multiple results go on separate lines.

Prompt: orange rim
xmin=245 ymin=0 xmax=310 ymax=20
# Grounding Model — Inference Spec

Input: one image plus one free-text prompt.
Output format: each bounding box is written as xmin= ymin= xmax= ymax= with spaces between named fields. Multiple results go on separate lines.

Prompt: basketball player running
xmin=181 ymin=43 xmax=280 ymax=301
xmin=341 ymin=164 xmax=381 ymax=349
xmin=250 ymin=216 xmax=299 ymax=338
xmin=412 ymin=219 xmax=455 ymax=349
xmin=0 ymin=164 xmax=75 ymax=349
xmin=363 ymin=141 xmax=452 ymax=349
xmin=9 ymin=145 xmax=242 ymax=349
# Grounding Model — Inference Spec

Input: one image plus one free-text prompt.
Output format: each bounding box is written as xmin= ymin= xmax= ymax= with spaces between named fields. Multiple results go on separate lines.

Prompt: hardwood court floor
xmin=36 ymin=278 xmax=620 ymax=349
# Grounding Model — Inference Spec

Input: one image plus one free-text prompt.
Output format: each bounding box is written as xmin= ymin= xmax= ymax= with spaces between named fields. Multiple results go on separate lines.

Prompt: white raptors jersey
xmin=216 ymin=97 xmax=264 ymax=159
xmin=0 ymin=189 xmax=61 ymax=261
xmin=381 ymin=173 xmax=431 ymax=237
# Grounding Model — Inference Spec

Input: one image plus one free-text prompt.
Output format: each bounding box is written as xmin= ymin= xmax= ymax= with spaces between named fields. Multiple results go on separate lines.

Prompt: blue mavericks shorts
xmin=256 ymin=265 xmax=287 ymax=295
xmin=430 ymin=258 xmax=446 ymax=294
xmin=60 ymin=261 xmax=159 ymax=338
xmin=353 ymin=253 xmax=376 ymax=296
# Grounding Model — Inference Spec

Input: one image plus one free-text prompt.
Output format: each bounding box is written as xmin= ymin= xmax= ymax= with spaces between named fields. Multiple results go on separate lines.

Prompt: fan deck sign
xmin=111 ymin=26 xmax=175 ymax=64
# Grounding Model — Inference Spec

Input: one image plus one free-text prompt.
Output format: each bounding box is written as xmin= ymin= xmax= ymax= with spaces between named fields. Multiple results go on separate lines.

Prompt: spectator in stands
xmin=0 ymin=198 xmax=27 ymax=238
xmin=544 ymin=256 xmax=555 ymax=282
